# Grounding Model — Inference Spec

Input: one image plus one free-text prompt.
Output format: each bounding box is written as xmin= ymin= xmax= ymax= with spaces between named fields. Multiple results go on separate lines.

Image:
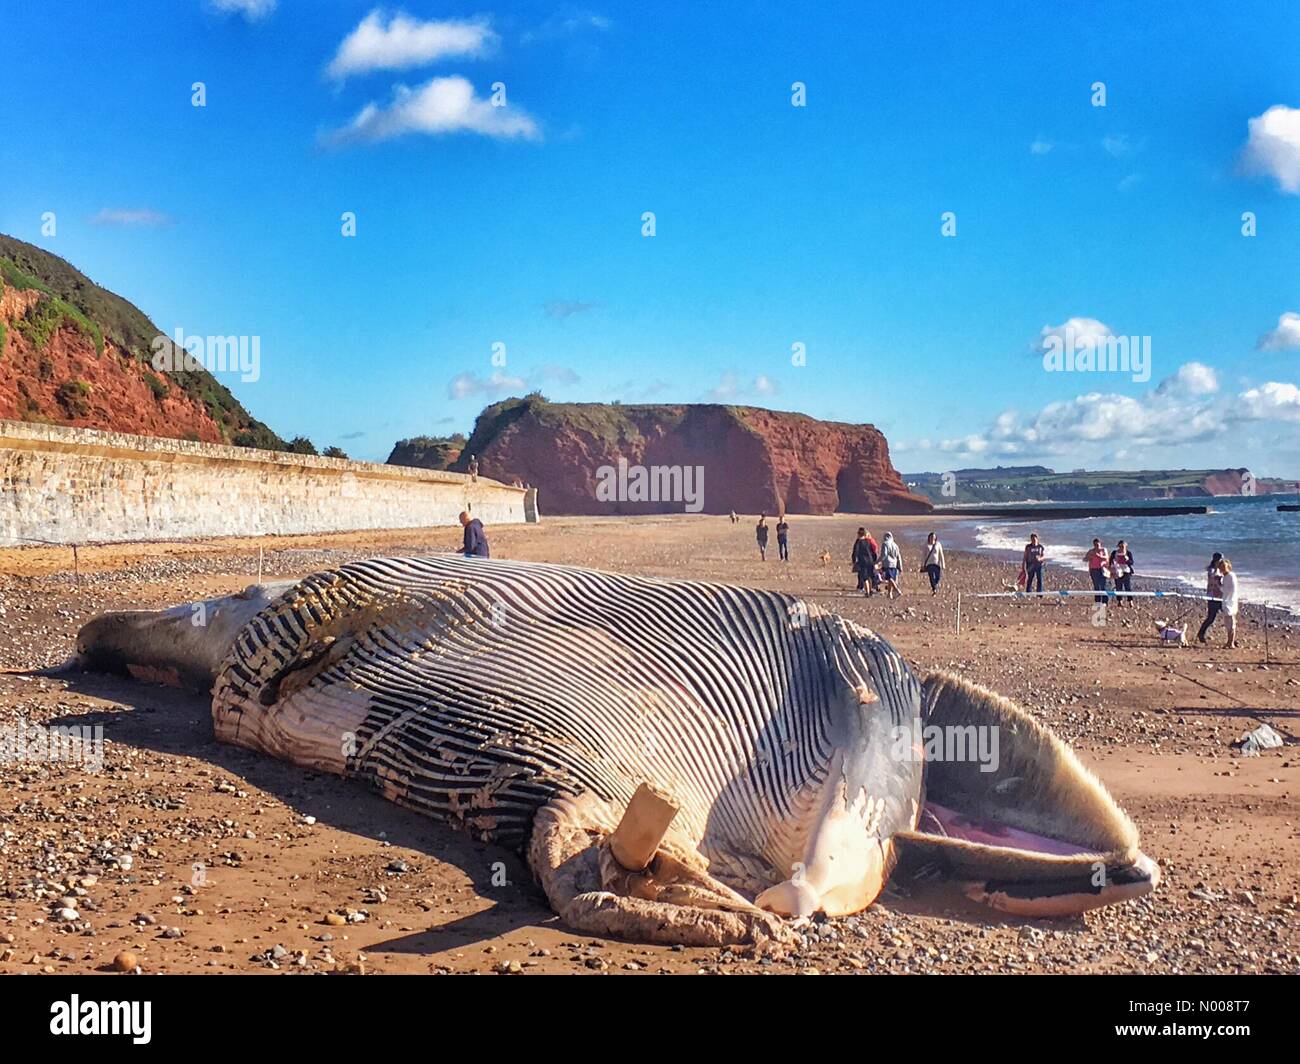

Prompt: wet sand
xmin=0 ymin=514 xmax=1296 ymax=975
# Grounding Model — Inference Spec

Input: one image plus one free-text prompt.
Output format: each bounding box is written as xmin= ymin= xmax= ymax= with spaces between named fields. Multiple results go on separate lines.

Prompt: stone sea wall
xmin=0 ymin=420 xmax=537 ymax=546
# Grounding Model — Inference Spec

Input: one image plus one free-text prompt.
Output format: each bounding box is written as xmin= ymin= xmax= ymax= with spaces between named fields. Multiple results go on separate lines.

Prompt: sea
xmin=939 ymin=494 xmax=1300 ymax=617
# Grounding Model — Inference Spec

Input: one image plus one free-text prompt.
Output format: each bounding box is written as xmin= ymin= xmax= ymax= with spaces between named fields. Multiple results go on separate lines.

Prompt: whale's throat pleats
xmin=209 ymin=555 xmax=924 ymax=899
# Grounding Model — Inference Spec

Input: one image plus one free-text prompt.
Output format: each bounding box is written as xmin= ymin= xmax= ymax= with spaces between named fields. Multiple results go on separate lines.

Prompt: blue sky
xmin=2 ymin=0 xmax=1298 ymax=474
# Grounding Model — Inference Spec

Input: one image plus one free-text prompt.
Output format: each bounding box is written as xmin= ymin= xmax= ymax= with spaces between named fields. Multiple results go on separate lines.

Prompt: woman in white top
xmin=921 ymin=532 xmax=945 ymax=594
xmin=879 ymin=533 xmax=904 ymax=600
xmin=1218 ymin=559 xmax=1239 ymax=648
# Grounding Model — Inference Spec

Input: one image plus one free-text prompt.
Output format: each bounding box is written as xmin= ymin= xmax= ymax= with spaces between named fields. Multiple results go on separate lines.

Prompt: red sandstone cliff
xmin=423 ymin=397 xmax=931 ymax=515
xmin=0 ymin=234 xmax=282 ymax=448
xmin=0 ymin=283 xmax=227 ymax=441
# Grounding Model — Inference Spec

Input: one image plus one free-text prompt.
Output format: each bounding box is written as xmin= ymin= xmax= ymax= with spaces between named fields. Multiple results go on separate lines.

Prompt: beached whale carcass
xmin=75 ymin=555 xmax=1158 ymax=945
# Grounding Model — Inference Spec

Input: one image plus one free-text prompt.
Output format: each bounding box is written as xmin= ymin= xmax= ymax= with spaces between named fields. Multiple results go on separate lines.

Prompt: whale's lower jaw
xmin=963 ymin=852 xmax=1161 ymax=916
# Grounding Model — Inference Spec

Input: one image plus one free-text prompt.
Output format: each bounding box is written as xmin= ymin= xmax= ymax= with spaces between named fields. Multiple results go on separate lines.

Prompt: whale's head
xmin=75 ymin=583 xmax=292 ymax=691
xmin=894 ymin=671 xmax=1160 ymax=916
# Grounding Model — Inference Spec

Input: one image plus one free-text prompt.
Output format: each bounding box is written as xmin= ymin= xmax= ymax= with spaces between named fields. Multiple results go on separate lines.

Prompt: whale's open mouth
xmin=898 ymin=673 xmax=1160 ymax=917
xmin=918 ymin=801 xmax=1094 ymax=858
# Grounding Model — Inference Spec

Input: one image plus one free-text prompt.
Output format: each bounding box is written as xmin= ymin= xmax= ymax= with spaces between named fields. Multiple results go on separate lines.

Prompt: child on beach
xmin=1085 ymin=538 xmax=1110 ymax=604
xmin=1197 ymin=552 xmax=1225 ymax=644
xmin=1109 ymin=540 xmax=1134 ymax=607
xmin=879 ymin=532 xmax=903 ymax=599
xmin=755 ymin=515 xmax=769 ymax=560
xmin=865 ymin=530 xmax=882 ymax=593
xmin=921 ymin=532 xmax=945 ymax=594
xmin=1022 ymin=533 xmax=1045 ymax=592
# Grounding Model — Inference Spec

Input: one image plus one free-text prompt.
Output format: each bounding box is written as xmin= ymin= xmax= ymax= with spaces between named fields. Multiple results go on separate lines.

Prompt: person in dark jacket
xmin=1197 ymin=552 xmax=1224 ymax=643
xmin=459 ymin=510 xmax=490 ymax=558
xmin=776 ymin=517 xmax=790 ymax=561
xmin=755 ymin=515 xmax=769 ymax=560
xmin=851 ymin=527 xmax=877 ymax=595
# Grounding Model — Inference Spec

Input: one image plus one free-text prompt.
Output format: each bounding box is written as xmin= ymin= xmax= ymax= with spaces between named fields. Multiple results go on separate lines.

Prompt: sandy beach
xmin=0 ymin=515 xmax=1296 ymax=975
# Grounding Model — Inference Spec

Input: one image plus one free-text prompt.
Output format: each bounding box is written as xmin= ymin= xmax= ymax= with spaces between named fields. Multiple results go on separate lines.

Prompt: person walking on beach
xmin=755 ymin=515 xmax=769 ymax=561
xmin=1109 ymin=540 xmax=1134 ymax=607
xmin=851 ymin=527 xmax=877 ymax=595
xmin=921 ymin=531 xmax=945 ymax=594
xmin=879 ymin=532 xmax=904 ymax=599
xmin=1085 ymin=538 xmax=1110 ymax=604
xmin=1218 ymin=558 xmax=1240 ymax=649
xmin=865 ymin=530 xmax=882 ymax=593
xmin=776 ymin=517 xmax=790 ymax=561
xmin=1022 ymin=533 xmax=1045 ymax=592
xmin=729 ymin=509 xmax=737 ymax=525
xmin=459 ymin=510 xmax=490 ymax=558
xmin=1197 ymin=552 xmax=1225 ymax=644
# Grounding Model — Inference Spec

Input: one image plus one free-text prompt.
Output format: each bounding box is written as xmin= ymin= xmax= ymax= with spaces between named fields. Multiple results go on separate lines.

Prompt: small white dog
xmin=1154 ymin=619 xmax=1188 ymax=647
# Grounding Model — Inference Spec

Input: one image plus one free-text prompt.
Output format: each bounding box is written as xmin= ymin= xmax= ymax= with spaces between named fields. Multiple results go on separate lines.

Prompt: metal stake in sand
xmin=608 ymin=782 xmax=678 ymax=871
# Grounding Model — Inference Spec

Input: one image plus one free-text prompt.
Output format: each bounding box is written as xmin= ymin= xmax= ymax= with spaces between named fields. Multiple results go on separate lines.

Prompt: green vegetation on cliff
xmin=387 ymin=432 xmax=467 ymax=470
xmin=457 ymin=394 xmax=728 ymax=465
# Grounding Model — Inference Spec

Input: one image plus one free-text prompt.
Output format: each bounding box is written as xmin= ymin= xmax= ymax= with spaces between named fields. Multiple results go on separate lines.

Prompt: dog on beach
xmin=1154 ymin=619 xmax=1188 ymax=647
xmin=818 ymin=550 xmax=833 ymax=567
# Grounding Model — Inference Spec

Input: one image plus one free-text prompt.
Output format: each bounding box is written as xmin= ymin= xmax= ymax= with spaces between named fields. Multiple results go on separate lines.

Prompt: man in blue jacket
xmin=459 ymin=511 xmax=490 ymax=558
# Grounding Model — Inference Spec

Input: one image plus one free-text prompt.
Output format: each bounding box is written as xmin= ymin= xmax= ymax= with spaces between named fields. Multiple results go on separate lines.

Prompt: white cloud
xmin=1156 ymin=361 xmax=1219 ymax=396
xmin=941 ymin=361 xmax=1253 ymax=457
xmin=327 ymin=11 xmax=496 ymax=80
xmin=325 ymin=76 xmax=540 ymax=145
xmin=1241 ymin=105 xmax=1300 ymax=194
xmin=1257 ymin=311 xmax=1300 ymax=351
xmin=448 ymin=370 xmax=525 ymax=400
xmin=930 ymin=362 xmax=1298 ymax=462
xmin=1102 ymin=133 xmax=1145 ymax=158
xmin=91 ymin=208 xmax=172 ymax=228
xmin=448 ymin=366 xmax=578 ymax=399
xmin=523 ymin=10 xmax=613 ymax=43
xmin=1036 ymin=317 xmax=1115 ymax=353
xmin=210 ymin=0 xmax=275 ymax=20
xmin=706 ymin=372 xmax=779 ymax=401
xmin=533 ymin=365 xmax=580 ymax=385
xmin=1029 ymin=138 xmax=1053 ymax=155
xmin=1238 ymin=381 xmax=1300 ymax=421
xmin=544 ymin=300 xmax=596 ymax=318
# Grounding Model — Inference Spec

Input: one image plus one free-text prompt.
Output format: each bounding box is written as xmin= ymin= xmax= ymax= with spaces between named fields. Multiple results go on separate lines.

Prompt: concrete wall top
xmin=0 ymin=418 xmax=523 ymax=494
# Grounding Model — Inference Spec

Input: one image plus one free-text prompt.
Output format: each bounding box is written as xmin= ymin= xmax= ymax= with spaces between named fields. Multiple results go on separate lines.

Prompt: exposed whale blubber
xmin=75 ymin=555 xmax=1159 ymax=945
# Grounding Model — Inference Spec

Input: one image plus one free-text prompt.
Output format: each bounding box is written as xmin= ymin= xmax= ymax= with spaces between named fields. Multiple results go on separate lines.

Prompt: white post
xmin=956 ymin=592 xmax=962 ymax=635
